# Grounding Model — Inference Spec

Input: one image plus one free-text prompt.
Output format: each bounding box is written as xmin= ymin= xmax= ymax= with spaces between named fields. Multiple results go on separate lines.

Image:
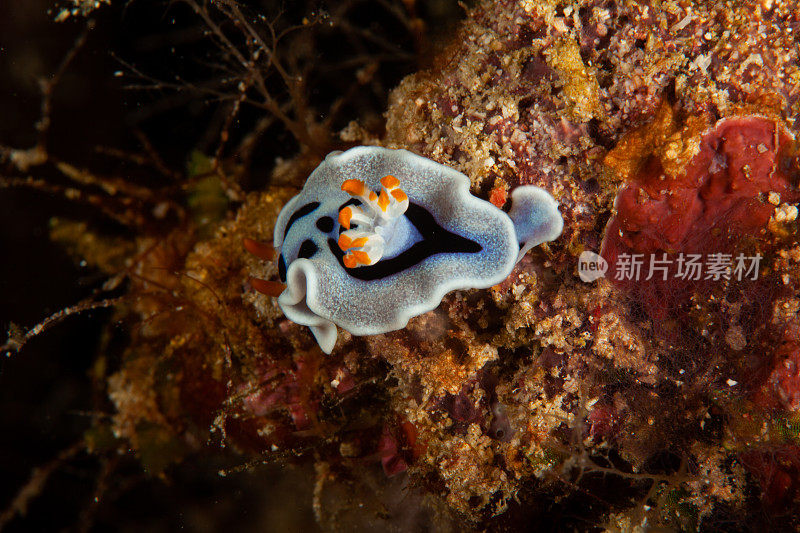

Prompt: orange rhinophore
xmin=341 ymin=179 xmax=367 ymax=196
xmin=335 ymin=173 xmax=412 ymax=269
xmin=338 ymin=207 xmax=353 ymax=229
xmin=390 ymin=189 xmax=408 ymax=203
xmin=249 ymin=277 xmax=286 ymax=297
xmin=243 ymin=237 xmax=276 ymax=261
xmin=338 ymin=234 xmax=369 ymax=252
xmin=352 ymin=251 xmax=371 ymax=265
xmin=338 ymin=234 xmax=353 ymax=250
xmin=343 ymin=254 xmax=357 ymax=269
xmin=377 ymin=189 xmax=390 ymax=212
xmin=381 ymin=175 xmax=400 ymax=188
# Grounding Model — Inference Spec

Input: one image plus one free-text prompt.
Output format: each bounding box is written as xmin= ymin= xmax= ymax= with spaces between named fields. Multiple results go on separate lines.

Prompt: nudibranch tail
xmin=508 ymin=186 xmax=564 ymax=262
xmin=337 ymin=175 xmax=409 ymax=268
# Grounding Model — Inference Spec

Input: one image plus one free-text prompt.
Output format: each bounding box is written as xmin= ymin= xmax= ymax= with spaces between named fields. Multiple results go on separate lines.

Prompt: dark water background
xmin=0 ymin=1 xmax=466 ymax=530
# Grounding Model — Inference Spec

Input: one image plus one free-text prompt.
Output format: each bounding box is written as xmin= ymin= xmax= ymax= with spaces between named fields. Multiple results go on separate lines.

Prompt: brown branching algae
xmin=2 ymin=0 xmax=800 ymax=530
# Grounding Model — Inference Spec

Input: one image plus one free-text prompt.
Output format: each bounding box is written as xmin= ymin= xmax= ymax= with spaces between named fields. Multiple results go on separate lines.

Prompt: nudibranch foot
xmin=268 ymin=146 xmax=563 ymax=354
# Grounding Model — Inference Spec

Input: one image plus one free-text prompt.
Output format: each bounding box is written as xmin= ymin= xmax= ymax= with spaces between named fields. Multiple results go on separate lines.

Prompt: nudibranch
xmin=264 ymin=146 xmax=563 ymax=353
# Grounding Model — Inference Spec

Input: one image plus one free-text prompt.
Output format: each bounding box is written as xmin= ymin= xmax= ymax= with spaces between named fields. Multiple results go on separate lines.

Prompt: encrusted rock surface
xmin=99 ymin=0 xmax=800 ymax=529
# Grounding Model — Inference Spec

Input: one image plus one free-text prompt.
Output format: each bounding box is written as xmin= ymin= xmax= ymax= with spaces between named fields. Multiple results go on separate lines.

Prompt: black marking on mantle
xmin=339 ymin=198 xmax=362 ymax=211
xmin=278 ymin=254 xmax=287 ymax=282
xmin=315 ymin=216 xmax=334 ymax=233
xmin=282 ymin=202 xmax=320 ymax=243
xmin=327 ymin=203 xmax=482 ymax=281
xmin=338 ymin=198 xmax=362 ymax=235
xmin=298 ymin=239 xmax=319 ymax=259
